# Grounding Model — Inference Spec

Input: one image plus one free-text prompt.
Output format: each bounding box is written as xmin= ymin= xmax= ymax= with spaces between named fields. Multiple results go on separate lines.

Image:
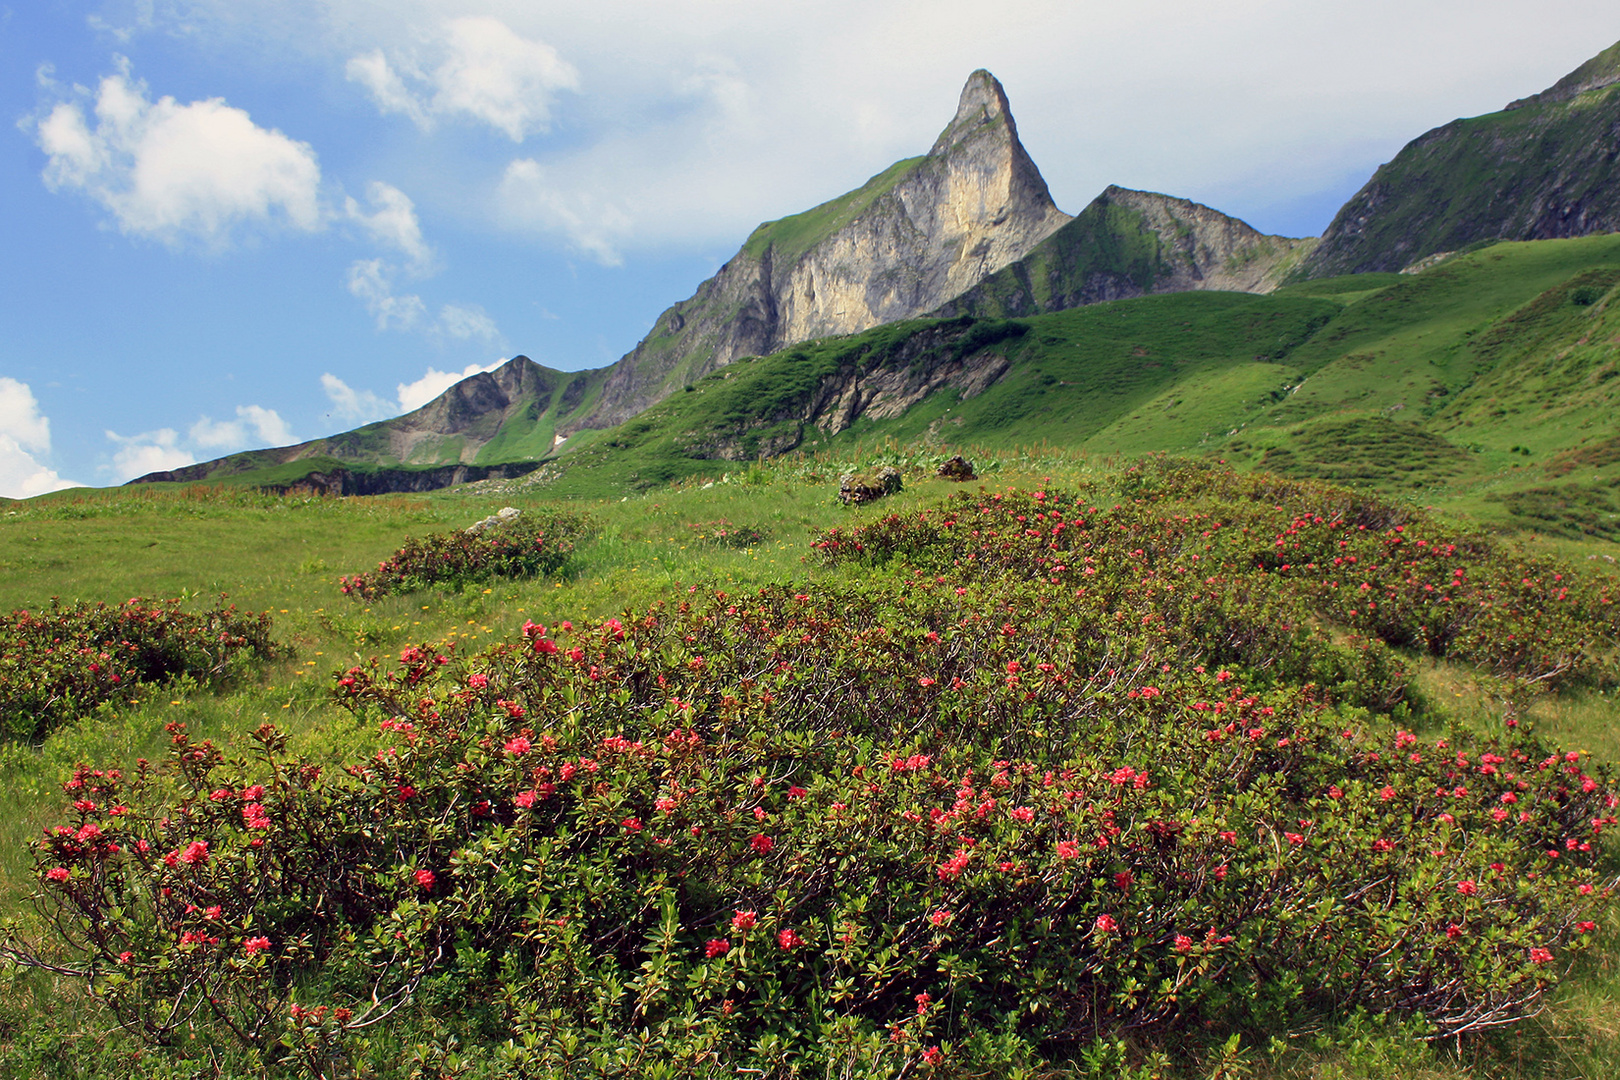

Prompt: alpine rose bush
xmin=0 ymin=598 xmax=279 ymax=740
xmin=8 ymin=556 xmax=1616 ymax=1077
xmin=338 ymin=510 xmax=594 ymax=600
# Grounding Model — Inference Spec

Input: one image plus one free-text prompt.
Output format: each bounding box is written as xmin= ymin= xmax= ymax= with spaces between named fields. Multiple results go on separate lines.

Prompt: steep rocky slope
xmin=935 ymin=186 xmax=1314 ymax=318
xmin=567 ymin=70 xmax=1072 ymax=433
xmin=1300 ymin=39 xmax=1620 ymax=278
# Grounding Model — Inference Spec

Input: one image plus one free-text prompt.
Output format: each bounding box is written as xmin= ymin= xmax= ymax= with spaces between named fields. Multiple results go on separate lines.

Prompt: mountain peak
xmin=1506 ymin=39 xmax=1620 ymax=110
xmin=930 ymin=70 xmax=1016 ymax=155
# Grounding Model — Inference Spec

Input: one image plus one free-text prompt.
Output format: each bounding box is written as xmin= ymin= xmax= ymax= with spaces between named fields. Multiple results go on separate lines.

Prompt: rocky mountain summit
xmin=569 ymin=70 xmax=1072 ymax=433
xmin=935 ymin=186 xmax=1313 ymax=319
xmin=1300 ymin=38 xmax=1620 ymax=278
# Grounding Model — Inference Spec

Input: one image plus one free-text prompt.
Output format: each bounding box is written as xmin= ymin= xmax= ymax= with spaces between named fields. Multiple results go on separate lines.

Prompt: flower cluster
xmin=0 ymin=597 xmax=278 ymax=740
xmin=337 ymin=509 xmax=594 ymax=600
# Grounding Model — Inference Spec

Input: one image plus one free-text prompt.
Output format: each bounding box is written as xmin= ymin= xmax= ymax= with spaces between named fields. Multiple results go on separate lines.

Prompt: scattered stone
xmin=839 ymin=466 xmax=904 ymax=505
xmin=936 ymin=455 xmax=976 ymax=481
xmin=466 ymin=507 xmax=522 ymax=535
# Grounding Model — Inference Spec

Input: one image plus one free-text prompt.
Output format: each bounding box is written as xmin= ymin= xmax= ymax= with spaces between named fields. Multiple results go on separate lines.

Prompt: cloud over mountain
xmin=34 ymin=58 xmax=322 ymax=248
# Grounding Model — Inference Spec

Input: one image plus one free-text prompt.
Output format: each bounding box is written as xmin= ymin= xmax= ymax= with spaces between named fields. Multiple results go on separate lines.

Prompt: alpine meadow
xmin=3 ymin=31 xmax=1620 ymax=1080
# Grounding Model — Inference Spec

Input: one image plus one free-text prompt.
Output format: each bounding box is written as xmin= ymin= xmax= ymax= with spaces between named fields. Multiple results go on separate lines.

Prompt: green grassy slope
xmin=87 ymin=236 xmax=1620 ymax=549
xmin=741 ymin=156 xmax=928 ymax=264
xmin=1299 ymin=39 xmax=1620 ymax=277
xmin=517 ymin=235 xmax=1620 ymax=545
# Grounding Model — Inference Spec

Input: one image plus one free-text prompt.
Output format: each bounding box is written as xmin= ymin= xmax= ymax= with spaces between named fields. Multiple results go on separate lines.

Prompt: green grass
xmin=1 ymin=450 xmax=1618 ymax=1078
xmin=741 ymin=156 xmax=928 ymax=265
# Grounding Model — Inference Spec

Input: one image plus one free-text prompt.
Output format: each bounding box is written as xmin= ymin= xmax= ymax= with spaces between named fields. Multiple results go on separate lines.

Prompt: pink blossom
xmin=1093 ymin=914 xmax=1118 ymax=933
xmin=243 ymin=936 xmax=271 ymax=955
xmin=415 ymin=868 xmax=436 ymax=889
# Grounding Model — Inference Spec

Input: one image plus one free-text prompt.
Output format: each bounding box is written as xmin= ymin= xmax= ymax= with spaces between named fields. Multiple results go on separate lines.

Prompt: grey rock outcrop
xmin=840 ymin=466 xmax=904 ymax=504
xmin=568 ymin=70 xmax=1070 ymax=434
xmin=466 ymin=507 xmax=522 ymax=535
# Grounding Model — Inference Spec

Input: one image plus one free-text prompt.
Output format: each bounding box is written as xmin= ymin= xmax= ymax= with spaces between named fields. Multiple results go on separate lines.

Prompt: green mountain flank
xmin=935 ymin=186 xmax=1314 ymax=319
xmin=1300 ymin=38 xmax=1620 ymax=278
xmin=133 ymin=357 xmax=605 ymax=488
xmin=523 ymin=234 xmax=1620 ymax=540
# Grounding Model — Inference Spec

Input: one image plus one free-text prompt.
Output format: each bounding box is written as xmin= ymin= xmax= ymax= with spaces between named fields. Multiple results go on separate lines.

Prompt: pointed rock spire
xmin=930 ymin=69 xmax=1018 ymax=156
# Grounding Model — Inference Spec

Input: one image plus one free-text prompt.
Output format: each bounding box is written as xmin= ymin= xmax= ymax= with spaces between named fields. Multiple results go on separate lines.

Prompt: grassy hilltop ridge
xmin=1298 ymin=39 xmax=1620 ymax=279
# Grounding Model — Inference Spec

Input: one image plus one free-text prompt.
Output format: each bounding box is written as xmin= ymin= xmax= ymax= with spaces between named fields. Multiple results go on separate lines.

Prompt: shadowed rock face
xmin=569 ymin=70 xmax=1071 ymax=434
xmin=1299 ymin=39 xmax=1620 ymax=279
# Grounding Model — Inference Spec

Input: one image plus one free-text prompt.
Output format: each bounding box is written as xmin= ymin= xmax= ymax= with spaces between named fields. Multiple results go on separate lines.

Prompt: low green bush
xmin=6 ymin=571 xmax=1614 ymax=1076
xmin=0 ymin=598 xmax=278 ymax=741
xmin=338 ymin=511 xmax=595 ymax=601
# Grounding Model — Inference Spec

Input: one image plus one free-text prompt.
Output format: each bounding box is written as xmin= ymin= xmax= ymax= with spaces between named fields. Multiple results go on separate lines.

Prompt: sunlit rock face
xmin=570 ymin=70 xmax=1071 ymax=433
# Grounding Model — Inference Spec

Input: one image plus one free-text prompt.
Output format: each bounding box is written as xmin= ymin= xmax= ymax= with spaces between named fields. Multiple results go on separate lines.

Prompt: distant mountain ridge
xmin=1299 ymin=39 xmax=1620 ymax=278
xmin=134 ymin=356 xmax=599 ymax=483
xmin=130 ymin=42 xmax=1620 ymax=502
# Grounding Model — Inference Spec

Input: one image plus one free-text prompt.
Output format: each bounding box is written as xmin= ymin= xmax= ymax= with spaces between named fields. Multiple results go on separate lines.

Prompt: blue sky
xmin=3 ymin=0 xmax=1618 ymax=497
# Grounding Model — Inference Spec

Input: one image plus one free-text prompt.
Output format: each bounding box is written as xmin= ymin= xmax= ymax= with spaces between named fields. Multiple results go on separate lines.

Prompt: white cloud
xmin=347 ymin=16 xmax=579 ymax=142
xmin=396 ymin=359 xmax=506 ymax=412
xmin=0 ymin=378 xmax=83 ymax=499
xmin=321 ymin=372 xmax=392 ymax=424
xmin=346 ymin=181 xmax=432 ymax=271
xmin=35 ymin=57 xmax=322 ymax=247
xmin=189 ymin=404 xmax=294 ymax=450
xmin=436 ymin=303 xmax=501 ymax=343
xmin=104 ymin=428 xmax=195 ymax=483
xmin=499 ymin=158 xmax=632 ymax=265
xmin=346 ymin=257 xmax=428 ymax=331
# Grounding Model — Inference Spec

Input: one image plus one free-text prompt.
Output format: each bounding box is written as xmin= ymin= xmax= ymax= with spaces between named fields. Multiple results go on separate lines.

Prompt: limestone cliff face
xmin=1300 ymin=39 xmax=1620 ymax=279
xmin=570 ymin=70 xmax=1070 ymax=432
xmin=935 ymin=186 xmax=1315 ymax=319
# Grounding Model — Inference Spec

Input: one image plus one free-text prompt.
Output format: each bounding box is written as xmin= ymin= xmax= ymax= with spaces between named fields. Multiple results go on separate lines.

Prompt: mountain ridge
xmin=568 ymin=69 xmax=1073 ymax=434
xmin=1299 ymin=37 xmax=1620 ymax=278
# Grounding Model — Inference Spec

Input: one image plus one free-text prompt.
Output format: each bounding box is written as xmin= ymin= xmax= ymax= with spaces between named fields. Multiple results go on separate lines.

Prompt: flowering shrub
xmin=813 ymin=461 xmax=1618 ymax=693
xmin=685 ymin=518 xmax=770 ymax=548
xmin=7 ymin=557 xmax=1616 ymax=1076
xmin=0 ymin=598 xmax=279 ymax=740
xmin=337 ymin=510 xmax=594 ymax=600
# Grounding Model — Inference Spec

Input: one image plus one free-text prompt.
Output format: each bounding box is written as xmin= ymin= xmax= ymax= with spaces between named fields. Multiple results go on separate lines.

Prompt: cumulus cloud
xmin=499 ymin=158 xmax=632 ymax=265
xmin=104 ymin=428 xmax=195 ymax=483
xmin=346 ymin=180 xmax=432 ymax=271
xmin=34 ymin=57 xmax=322 ymax=247
xmin=435 ymin=303 xmax=501 ymax=343
xmin=346 ymin=257 xmax=429 ymax=331
xmin=321 ymin=372 xmax=392 ymax=424
xmin=321 ymin=359 xmax=509 ymax=426
xmin=347 ymin=16 xmax=579 ymax=142
xmin=0 ymin=378 xmax=82 ymax=499
xmin=395 ymin=359 xmax=506 ymax=412
xmin=189 ymin=405 xmax=294 ymax=450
